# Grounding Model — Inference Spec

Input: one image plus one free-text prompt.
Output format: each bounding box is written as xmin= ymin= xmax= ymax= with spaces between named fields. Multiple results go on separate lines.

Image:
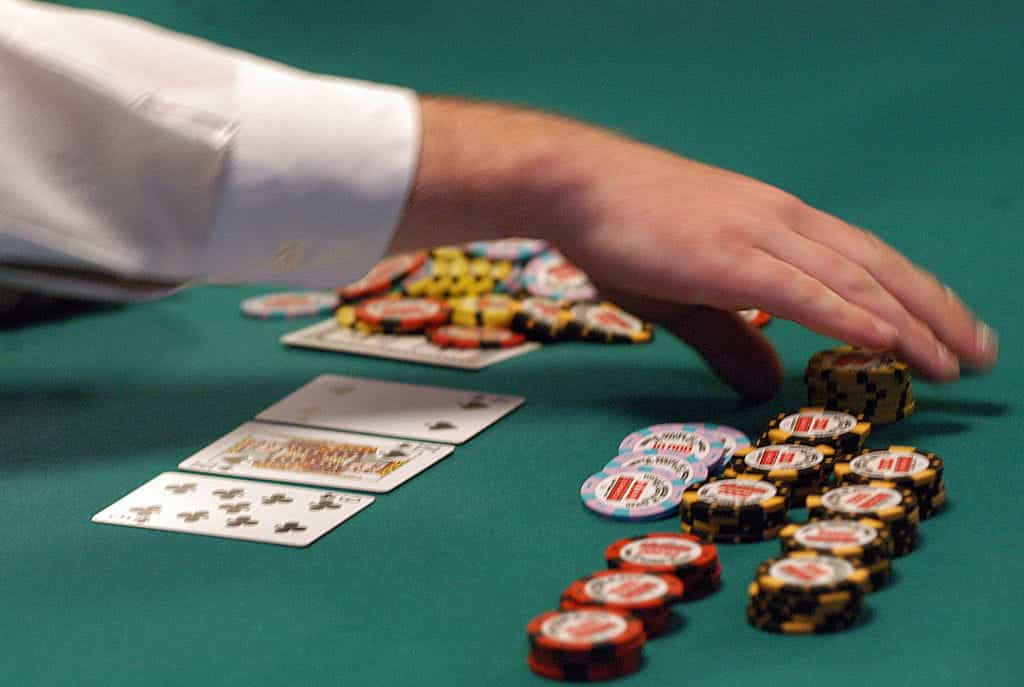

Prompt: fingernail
xmin=936 ymin=340 xmax=960 ymax=376
xmin=976 ymin=322 xmax=999 ymax=358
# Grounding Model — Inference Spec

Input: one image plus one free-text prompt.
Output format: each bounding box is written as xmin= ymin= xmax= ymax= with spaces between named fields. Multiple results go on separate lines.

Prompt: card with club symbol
xmin=254 ymin=374 xmax=525 ymax=444
xmin=178 ymin=422 xmax=454 ymax=492
xmin=91 ymin=472 xmax=374 ymax=547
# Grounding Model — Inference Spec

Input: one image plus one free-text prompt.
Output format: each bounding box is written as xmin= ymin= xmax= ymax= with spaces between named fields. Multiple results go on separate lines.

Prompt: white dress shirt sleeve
xmin=0 ymin=0 xmax=420 ymax=300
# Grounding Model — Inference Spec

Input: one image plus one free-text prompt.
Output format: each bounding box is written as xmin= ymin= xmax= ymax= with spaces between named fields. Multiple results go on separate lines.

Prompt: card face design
xmin=255 ymin=374 xmax=525 ymax=444
xmin=280 ymin=319 xmax=539 ymax=370
xmin=178 ymin=422 xmax=454 ymax=492
xmin=91 ymin=472 xmax=374 ymax=547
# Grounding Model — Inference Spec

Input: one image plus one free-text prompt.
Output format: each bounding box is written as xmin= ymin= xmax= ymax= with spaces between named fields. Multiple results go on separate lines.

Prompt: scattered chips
xmin=240 ymin=291 xmax=339 ymax=319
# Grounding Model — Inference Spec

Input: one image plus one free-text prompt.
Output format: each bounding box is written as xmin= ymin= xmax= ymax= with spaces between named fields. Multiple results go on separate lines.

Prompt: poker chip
xmin=779 ymin=518 xmax=894 ymax=591
xmin=569 ymin=302 xmax=653 ymax=344
xmin=680 ymin=474 xmax=791 ymax=543
xmin=738 ymin=309 xmax=772 ymax=327
xmin=449 ymin=294 xmax=521 ymax=328
xmin=526 ymin=608 xmax=646 ymax=662
xmin=804 ymin=347 xmax=915 ymax=425
xmin=511 ymin=297 xmax=576 ymax=341
xmin=806 ymin=483 xmax=920 ymax=556
xmin=527 ymin=651 xmax=642 ymax=682
xmin=336 ymin=252 xmax=426 ymax=302
xmin=240 ymin=291 xmax=339 ymax=319
xmin=354 ymin=297 xmax=450 ymax=333
xmin=580 ymin=465 xmax=689 ymax=521
xmin=603 ymin=451 xmax=708 ymax=486
xmin=560 ymin=569 xmax=684 ymax=637
xmin=335 ymin=304 xmax=384 ymax=333
xmin=746 ymin=552 xmax=869 ymax=634
xmin=758 ymin=407 xmax=871 ymax=454
xmin=426 ymin=324 xmax=526 ymax=349
xmin=465 ymin=237 xmax=548 ymax=261
xmin=522 ymin=249 xmax=597 ymax=303
xmin=605 ymin=532 xmax=721 ymax=601
xmin=617 ymin=423 xmax=727 ymax=474
xmin=429 ymin=245 xmax=467 ymax=261
xmin=494 ymin=263 xmax=524 ymax=295
xmin=833 ymin=446 xmax=946 ymax=519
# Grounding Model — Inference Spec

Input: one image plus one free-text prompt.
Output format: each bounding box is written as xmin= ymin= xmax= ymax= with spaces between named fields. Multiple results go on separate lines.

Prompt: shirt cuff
xmin=197 ymin=60 xmax=421 ymax=288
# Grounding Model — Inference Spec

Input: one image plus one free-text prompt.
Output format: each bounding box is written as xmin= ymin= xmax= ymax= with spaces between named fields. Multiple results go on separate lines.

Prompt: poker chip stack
xmin=679 ymin=474 xmax=792 ymax=543
xmin=779 ymin=518 xmax=895 ymax=591
xmin=724 ymin=443 xmax=837 ymax=507
xmin=560 ymin=570 xmax=685 ymax=638
xmin=804 ymin=346 xmax=915 ymax=424
xmin=758 ymin=407 xmax=872 ymax=454
xmin=526 ymin=608 xmax=646 ymax=681
xmin=605 ymin=533 xmax=722 ymax=600
xmin=746 ymin=552 xmax=870 ymax=634
xmin=807 ymin=483 xmax=921 ymax=556
xmin=580 ymin=464 xmax=694 ymax=522
xmin=832 ymin=446 xmax=946 ymax=519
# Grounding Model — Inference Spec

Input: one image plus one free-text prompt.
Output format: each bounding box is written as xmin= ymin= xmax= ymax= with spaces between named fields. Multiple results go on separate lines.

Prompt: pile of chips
xmin=832 ymin=446 xmax=946 ymax=519
xmin=580 ymin=423 xmax=752 ymax=522
xmin=746 ymin=552 xmax=870 ymax=634
xmin=807 ymin=483 xmax=921 ymax=557
xmin=330 ymin=240 xmax=657 ymax=349
xmin=724 ymin=443 xmax=837 ymax=506
xmin=804 ymin=346 xmax=915 ymax=424
xmin=526 ymin=608 xmax=646 ymax=681
xmin=679 ymin=474 xmax=792 ymax=543
xmin=779 ymin=518 xmax=895 ymax=591
xmin=758 ymin=406 xmax=873 ymax=454
xmin=605 ymin=533 xmax=722 ymax=601
xmin=526 ymin=532 xmax=722 ymax=680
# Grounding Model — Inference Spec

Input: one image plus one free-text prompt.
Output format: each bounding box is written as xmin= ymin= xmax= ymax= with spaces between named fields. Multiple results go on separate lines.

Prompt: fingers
xmin=754 ymin=228 xmax=959 ymax=381
xmin=714 ymin=251 xmax=900 ymax=353
xmin=600 ymin=289 xmax=782 ymax=402
xmin=796 ymin=207 xmax=998 ymax=374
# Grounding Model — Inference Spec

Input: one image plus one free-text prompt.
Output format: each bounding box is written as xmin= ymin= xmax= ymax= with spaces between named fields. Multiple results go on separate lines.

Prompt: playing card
xmin=178 ymin=422 xmax=455 ymax=492
xmin=91 ymin=472 xmax=373 ymax=547
xmin=255 ymin=374 xmax=525 ymax=444
xmin=280 ymin=318 xmax=540 ymax=370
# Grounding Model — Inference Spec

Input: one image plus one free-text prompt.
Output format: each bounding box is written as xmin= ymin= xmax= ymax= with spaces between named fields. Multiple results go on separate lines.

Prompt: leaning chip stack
xmin=747 ymin=552 xmax=869 ymax=634
xmin=833 ymin=446 xmax=946 ymax=519
xmin=779 ymin=518 xmax=895 ymax=591
xmin=680 ymin=474 xmax=791 ymax=543
xmin=526 ymin=608 xmax=646 ymax=681
xmin=804 ymin=346 xmax=915 ymax=424
xmin=560 ymin=570 xmax=684 ymax=637
xmin=605 ymin=533 xmax=722 ymax=600
xmin=806 ymin=483 xmax=921 ymax=556
xmin=758 ymin=407 xmax=871 ymax=454
xmin=725 ymin=443 xmax=836 ymax=506
xmin=337 ymin=252 xmax=426 ymax=302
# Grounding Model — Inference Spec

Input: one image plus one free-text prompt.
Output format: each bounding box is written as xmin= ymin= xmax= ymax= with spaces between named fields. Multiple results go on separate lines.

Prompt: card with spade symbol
xmin=255 ymin=374 xmax=525 ymax=444
xmin=178 ymin=422 xmax=454 ymax=492
xmin=91 ymin=472 xmax=373 ymax=547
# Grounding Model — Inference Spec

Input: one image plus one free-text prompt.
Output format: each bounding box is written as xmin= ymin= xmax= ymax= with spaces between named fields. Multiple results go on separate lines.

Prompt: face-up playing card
xmin=280 ymin=319 xmax=540 ymax=370
xmin=178 ymin=422 xmax=455 ymax=493
xmin=255 ymin=374 xmax=525 ymax=444
xmin=91 ymin=472 xmax=373 ymax=547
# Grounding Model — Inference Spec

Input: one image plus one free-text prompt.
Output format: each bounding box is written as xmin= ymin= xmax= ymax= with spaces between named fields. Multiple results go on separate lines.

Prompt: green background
xmin=4 ymin=1 xmax=1021 ymax=685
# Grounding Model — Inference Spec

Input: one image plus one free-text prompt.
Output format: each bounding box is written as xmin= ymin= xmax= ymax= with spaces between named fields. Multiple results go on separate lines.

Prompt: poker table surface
xmin=5 ymin=2 xmax=1021 ymax=685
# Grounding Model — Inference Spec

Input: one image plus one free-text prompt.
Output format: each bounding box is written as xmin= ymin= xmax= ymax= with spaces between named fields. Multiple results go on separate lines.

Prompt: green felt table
xmin=4 ymin=2 xmax=1021 ymax=685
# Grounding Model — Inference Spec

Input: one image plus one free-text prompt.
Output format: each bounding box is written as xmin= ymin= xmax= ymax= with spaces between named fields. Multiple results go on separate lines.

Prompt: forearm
xmin=390 ymin=96 xmax=605 ymax=253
